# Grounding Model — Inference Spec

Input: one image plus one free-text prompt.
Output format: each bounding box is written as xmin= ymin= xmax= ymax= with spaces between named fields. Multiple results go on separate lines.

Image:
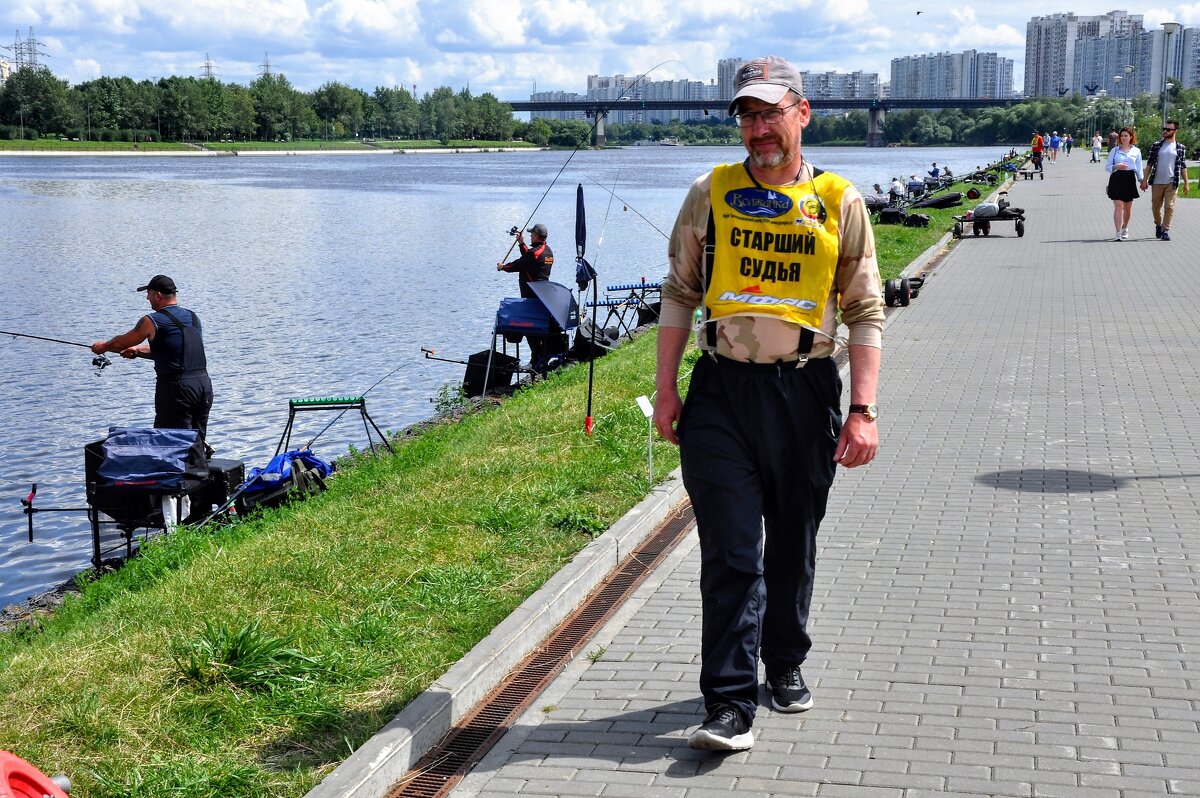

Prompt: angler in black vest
xmin=91 ymin=274 xmax=214 ymax=442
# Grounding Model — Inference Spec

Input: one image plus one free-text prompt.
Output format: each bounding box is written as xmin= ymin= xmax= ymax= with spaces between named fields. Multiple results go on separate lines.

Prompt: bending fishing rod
xmin=1 ymin=328 xmax=114 ymax=371
xmin=582 ymin=176 xmax=671 ymax=240
xmin=497 ymin=59 xmax=683 ymax=264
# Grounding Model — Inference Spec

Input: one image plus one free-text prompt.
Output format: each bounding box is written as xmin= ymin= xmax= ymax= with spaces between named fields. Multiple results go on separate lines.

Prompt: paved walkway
xmin=451 ymin=151 xmax=1200 ymax=797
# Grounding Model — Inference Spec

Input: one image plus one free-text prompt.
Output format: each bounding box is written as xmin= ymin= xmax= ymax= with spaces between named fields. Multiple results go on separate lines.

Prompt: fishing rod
xmin=304 ymin=360 xmax=409 ymax=451
xmin=582 ymin=176 xmax=671 ymax=240
xmin=497 ymin=59 xmax=682 ymax=264
xmin=1 ymin=328 xmax=114 ymax=371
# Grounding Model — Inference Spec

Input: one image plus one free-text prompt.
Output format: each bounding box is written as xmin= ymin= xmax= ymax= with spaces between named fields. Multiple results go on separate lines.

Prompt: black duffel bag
xmin=878 ymin=207 xmax=906 ymax=225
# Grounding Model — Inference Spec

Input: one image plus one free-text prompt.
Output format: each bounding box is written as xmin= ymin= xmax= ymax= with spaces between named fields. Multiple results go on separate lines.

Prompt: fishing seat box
xmin=191 ymin=458 xmax=246 ymax=520
xmin=463 ymin=350 xmax=520 ymax=398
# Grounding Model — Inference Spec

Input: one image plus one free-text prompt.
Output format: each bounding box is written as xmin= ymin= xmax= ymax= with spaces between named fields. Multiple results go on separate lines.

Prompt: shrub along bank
xmin=0 ymin=189 xmax=990 ymax=797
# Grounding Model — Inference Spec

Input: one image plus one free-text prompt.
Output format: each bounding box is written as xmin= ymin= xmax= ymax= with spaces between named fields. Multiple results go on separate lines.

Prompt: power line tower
xmin=5 ymin=28 xmax=49 ymax=70
xmin=200 ymin=53 xmax=218 ymax=80
xmin=260 ymin=52 xmax=273 ymax=78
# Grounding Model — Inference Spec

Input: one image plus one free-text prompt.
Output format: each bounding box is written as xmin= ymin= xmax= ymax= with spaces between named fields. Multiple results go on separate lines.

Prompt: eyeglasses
xmin=1162 ymin=127 xmax=1178 ymax=133
xmin=734 ymin=102 xmax=800 ymax=128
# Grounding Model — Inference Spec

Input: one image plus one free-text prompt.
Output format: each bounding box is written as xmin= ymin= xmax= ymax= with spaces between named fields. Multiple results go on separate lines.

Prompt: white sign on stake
xmin=636 ymin=395 xmax=653 ymax=488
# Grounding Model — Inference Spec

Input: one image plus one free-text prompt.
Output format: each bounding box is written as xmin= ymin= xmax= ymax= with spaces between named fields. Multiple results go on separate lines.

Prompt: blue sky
xmin=3 ymin=1 xmax=1195 ymax=97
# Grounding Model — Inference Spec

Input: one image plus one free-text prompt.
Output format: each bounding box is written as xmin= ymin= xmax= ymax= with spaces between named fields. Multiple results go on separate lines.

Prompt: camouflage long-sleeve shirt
xmin=661 ymin=162 xmax=885 ymax=363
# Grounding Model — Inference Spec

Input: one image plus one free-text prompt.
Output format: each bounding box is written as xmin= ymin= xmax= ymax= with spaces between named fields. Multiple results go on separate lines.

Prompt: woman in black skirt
xmin=1105 ymin=127 xmax=1144 ymax=241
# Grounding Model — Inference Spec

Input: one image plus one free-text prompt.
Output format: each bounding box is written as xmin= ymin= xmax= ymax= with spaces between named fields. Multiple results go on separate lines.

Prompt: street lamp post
xmin=1124 ymin=64 xmax=1134 ymax=127
xmin=1162 ymin=22 xmax=1181 ymax=127
xmin=1113 ymin=76 xmax=1123 ymax=126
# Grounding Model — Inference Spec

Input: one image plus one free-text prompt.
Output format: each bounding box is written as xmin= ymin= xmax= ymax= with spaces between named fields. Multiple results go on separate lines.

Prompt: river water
xmin=0 ymin=144 xmax=1003 ymax=608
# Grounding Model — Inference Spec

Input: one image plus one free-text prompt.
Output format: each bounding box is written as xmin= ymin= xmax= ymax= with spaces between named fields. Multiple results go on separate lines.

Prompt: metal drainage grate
xmin=384 ymin=501 xmax=695 ymax=798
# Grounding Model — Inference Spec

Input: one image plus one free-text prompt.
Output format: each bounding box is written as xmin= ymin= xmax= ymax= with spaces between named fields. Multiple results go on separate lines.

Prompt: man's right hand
xmin=653 ymin=387 xmax=683 ymax=446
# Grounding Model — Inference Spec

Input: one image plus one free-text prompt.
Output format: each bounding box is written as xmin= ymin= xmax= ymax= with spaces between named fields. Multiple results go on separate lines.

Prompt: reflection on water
xmin=0 ymin=144 xmax=1004 ymax=607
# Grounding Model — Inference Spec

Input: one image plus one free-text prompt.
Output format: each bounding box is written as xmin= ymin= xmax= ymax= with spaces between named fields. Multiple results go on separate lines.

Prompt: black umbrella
xmin=574 ymin=184 xmax=599 ymax=434
xmin=526 ymin=280 xmax=579 ymax=331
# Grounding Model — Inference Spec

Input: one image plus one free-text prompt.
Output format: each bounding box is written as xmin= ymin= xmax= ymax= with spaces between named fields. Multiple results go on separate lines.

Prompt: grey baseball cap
xmin=527 ymin=223 xmax=548 ymax=237
xmin=728 ymin=56 xmax=804 ymax=116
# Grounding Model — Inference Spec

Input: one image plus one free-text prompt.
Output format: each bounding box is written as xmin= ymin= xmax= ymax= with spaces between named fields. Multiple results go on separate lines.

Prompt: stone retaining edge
xmin=304 ymin=470 xmax=690 ymax=798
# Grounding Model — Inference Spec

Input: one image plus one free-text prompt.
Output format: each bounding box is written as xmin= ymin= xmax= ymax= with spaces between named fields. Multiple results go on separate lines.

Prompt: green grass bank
xmin=0 ymin=177 xmax=1005 ymax=796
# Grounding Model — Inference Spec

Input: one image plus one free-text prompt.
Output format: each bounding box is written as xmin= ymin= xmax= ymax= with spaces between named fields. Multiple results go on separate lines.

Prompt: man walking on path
xmin=654 ymin=55 xmax=884 ymax=753
xmin=1140 ymin=120 xmax=1189 ymax=241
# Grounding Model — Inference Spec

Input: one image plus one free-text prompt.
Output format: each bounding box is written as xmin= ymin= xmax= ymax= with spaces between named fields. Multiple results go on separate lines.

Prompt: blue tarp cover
xmin=96 ymin=427 xmax=207 ymax=491
xmin=242 ymin=449 xmax=333 ymax=496
xmin=495 ymin=297 xmax=553 ymax=336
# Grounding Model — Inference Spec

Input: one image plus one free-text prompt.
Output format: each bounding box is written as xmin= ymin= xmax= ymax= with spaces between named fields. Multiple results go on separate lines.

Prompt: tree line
xmin=2 ymin=63 xmax=1196 ymax=151
xmin=0 ymin=67 xmax=517 ymax=143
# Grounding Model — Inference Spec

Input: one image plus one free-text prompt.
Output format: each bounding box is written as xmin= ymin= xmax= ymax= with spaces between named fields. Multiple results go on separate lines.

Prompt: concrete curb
xmin=304 ymin=470 xmax=690 ymax=798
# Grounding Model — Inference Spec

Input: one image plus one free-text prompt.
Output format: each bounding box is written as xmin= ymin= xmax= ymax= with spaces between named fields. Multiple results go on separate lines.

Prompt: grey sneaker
xmin=766 ymin=665 xmax=814 ymax=713
xmin=1161 ymin=230 xmax=1171 ymax=241
xmin=688 ymin=704 xmax=754 ymax=751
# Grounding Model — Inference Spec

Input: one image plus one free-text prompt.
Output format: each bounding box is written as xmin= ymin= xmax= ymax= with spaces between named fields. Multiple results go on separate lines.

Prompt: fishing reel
xmin=92 ymin=353 xmax=112 ymax=372
xmin=507 ymin=226 xmax=521 ymax=237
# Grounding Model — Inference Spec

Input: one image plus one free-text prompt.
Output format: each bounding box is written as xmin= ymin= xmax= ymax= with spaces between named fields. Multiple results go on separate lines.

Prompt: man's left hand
xmin=834 ymin=414 xmax=878 ymax=468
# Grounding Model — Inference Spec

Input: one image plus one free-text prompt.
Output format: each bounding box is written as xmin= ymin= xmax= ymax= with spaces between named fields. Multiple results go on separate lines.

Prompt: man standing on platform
xmin=92 ymin=274 xmax=213 ymax=443
xmin=654 ymin=55 xmax=884 ymax=752
xmin=1140 ymin=120 xmax=1189 ymax=242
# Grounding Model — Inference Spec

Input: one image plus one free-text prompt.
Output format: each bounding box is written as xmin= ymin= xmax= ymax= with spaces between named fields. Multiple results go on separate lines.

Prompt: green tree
xmin=250 ymin=73 xmax=296 ymax=141
xmin=422 ymin=86 xmax=462 ymax=142
xmin=311 ymin=81 xmax=365 ymax=138
xmin=527 ymin=118 xmax=551 ymax=146
xmin=0 ymin=66 xmax=72 ymax=134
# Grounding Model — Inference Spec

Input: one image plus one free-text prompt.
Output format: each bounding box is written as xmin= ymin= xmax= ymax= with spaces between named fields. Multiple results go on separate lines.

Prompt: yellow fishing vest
xmin=705 ymin=162 xmax=846 ymax=334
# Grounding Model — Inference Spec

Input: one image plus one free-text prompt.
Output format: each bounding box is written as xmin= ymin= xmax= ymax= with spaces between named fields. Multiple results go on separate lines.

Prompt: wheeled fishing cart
xmin=951 ymin=193 xmax=1026 ymax=239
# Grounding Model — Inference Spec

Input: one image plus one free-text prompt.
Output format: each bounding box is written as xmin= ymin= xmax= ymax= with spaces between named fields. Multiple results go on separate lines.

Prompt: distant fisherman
xmin=91 ymin=274 xmax=213 ymax=443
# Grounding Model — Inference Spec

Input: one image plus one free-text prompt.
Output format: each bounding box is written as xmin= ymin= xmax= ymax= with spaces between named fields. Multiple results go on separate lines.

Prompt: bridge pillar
xmin=593 ymin=112 xmax=606 ymax=148
xmin=867 ymin=107 xmax=886 ymax=147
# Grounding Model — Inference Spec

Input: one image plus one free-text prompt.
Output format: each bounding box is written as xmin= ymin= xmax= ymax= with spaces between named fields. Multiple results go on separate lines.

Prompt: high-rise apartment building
xmin=890 ymin=51 xmax=1012 ymax=98
xmin=798 ymin=71 xmax=880 ymax=100
xmin=0 ymin=59 xmax=10 ymax=85
xmin=1068 ymin=23 xmax=1196 ymax=97
xmin=529 ymin=91 xmax=586 ymax=122
xmin=717 ymin=58 xmax=746 ymax=101
xmin=1024 ymin=10 xmax=1143 ymax=97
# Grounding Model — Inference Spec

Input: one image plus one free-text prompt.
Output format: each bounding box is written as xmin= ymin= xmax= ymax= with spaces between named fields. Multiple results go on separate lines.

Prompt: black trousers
xmin=679 ymin=355 xmax=841 ymax=724
xmin=155 ymin=373 xmax=213 ymax=441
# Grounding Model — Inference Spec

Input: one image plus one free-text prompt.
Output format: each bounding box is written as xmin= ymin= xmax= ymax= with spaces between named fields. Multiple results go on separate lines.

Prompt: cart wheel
xmin=899 ymin=278 xmax=912 ymax=307
xmin=972 ymin=222 xmax=981 ymax=236
xmin=884 ymin=279 xmax=897 ymax=307
xmin=1016 ymin=220 xmax=1025 ymax=237
xmin=953 ymin=222 xmax=962 ymax=238
xmin=982 ymin=221 xmax=991 ymax=236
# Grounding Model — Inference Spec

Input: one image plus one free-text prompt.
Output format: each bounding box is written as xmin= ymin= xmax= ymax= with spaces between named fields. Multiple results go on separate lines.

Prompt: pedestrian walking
xmin=654 ymin=55 xmax=883 ymax=752
xmin=1091 ymin=131 xmax=1103 ymax=163
xmin=1105 ymin=127 xmax=1143 ymax=241
xmin=1140 ymin=119 xmax=1189 ymax=241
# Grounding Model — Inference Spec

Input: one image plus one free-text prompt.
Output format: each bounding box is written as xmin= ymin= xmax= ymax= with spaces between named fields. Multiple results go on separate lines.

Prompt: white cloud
xmin=312 ymin=0 xmax=421 ymax=40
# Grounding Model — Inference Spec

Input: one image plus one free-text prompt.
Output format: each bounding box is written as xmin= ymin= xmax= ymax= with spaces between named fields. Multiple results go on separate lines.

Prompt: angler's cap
xmin=527 ymin=223 xmax=548 ymax=238
xmin=728 ymin=56 xmax=804 ymax=116
xmin=136 ymin=274 xmax=177 ymax=294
